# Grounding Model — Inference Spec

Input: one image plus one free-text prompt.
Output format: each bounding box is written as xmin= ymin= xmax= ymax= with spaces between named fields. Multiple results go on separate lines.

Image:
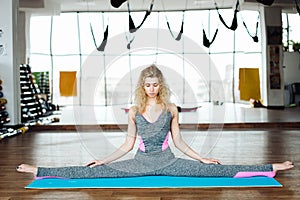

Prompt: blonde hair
xmin=134 ymin=64 xmax=170 ymax=113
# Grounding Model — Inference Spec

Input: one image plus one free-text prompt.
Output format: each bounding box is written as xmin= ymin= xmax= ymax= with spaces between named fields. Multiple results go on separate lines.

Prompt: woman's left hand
xmin=86 ymin=160 xmax=105 ymax=168
xmin=200 ymin=158 xmax=221 ymax=164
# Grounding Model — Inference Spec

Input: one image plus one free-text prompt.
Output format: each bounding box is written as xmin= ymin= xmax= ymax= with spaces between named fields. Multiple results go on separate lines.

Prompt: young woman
xmin=17 ymin=64 xmax=293 ymax=179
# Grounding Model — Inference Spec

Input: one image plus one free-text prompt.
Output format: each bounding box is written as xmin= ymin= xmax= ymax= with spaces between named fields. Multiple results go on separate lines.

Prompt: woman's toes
xmin=16 ymin=164 xmax=25 ymax=172
xmin=273 ymin=161 xmax=294 ymax=172
xmin=16 ymin=164 xmax=37 ymax=175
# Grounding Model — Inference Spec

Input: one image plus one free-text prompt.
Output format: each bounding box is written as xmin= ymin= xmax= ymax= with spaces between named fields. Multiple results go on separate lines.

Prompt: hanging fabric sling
xmin=203 ymin=27 xmax=219 ymax=48
xmin=90 ymin=24 xmax=108 ymax=51
xmin=242 ymin=14 xmax=260 ymax=43
xmin=165 ymin=11 xmax=185 ymax=41
xmin=97 ymin=25 xmax=108 ymax=51
xmin=202 ymin=10 xmax=219 ymax=48
xmin=175 ymin=13 xmax=184 ymax=41
xmin=128 ymin=0 xmax=154 ymax=33
xmin=295 ymin=0 xmax=300 ymax=15
xmin=215 ymin=0 xmax=239 ymax=31
xmin=161 ymin=0 xmax=187 ymax=41
xmin=110 ymin=0 xmax=127 ymax=8
xmin=125 ymin=32 xmax=135 ymax=49
xmin=90 ymin=14 xmax=109 ymax=51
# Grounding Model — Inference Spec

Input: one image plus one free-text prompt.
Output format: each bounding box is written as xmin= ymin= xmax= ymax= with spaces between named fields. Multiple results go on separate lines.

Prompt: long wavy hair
xmin=134 ymin=64 xmax=170 ymax=113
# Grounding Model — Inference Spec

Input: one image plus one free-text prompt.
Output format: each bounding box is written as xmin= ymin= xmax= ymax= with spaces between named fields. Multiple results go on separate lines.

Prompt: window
xmin=29 ymin=9 xmax=263 ymax=106
xmin=282 ymin=13 xmax=300 ymax=51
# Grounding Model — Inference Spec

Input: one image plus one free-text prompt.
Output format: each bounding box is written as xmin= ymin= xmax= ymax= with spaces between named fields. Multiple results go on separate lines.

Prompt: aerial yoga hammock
xmin=214 ymin=0 xmax=240 ymax=31
xmin=165 ymin=12 xmax=185 ymax=41
xmin=161 ymin=0 xmax=187 ymax=41
xmin=241 ymin=13 xmax=260 ymax=43
xmin=110 ymin=0 xmax=127 ymax=8
xmin=203 ymin=27 xmax=219 ymax=48
xmin=90 ymin=13 xmax=109 ymax=51
xmin=126 ymin=0 xmax=154 ymax=48
xmin=202 ymin=10 xmax=218 ymax=48
xmin=128 ymin=0 xmax=154 ymax=33
xmin=294 ymin=0 xmax=300 ymax=16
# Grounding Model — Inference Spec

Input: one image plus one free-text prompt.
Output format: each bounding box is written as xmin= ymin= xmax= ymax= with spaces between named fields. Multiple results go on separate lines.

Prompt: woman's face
xmin=143 ymin=77 xmax=160 ymax=98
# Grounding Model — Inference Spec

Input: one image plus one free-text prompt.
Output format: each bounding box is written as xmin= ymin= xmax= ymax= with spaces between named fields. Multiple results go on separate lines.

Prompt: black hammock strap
xmin=128 ymin=0 xmax=154 ymax=33
xmin=166 ymin=20 xmax=175 ymax=38
xmin=295 ymin=0 xmax=300 ymax=15
xmin=242 ymin=15 xmax=259 ymax=43
xmin=97 ymin=25 xmax=108 ymax=51
xmin=175 ymin=18 xmax=184 ymax=41
xmin=165 ymin=11 xmax=185 ymax=41
xmin=90 ymin=22 xmax=109 ymax=51
xmin=110 ymin=0 xmax=127 ymax=8
xmin=215 ymin=0 xmax=239 ymax=31
xmin=90 ymin=23 xmax=97 ymax=47
xmin=203 ymin=28 xmax=219 ymax=48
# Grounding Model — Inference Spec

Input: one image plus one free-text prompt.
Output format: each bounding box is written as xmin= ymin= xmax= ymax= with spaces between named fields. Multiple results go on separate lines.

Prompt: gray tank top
xmin=135 ymin=110 xmax=172 ymax=153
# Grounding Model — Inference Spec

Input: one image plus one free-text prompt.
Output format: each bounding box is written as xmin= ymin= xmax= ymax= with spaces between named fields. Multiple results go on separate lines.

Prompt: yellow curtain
xmin=59 ymin=71 xmax=77 ymax=96
xmin=239 ymin=68 xmax=261 ymax=101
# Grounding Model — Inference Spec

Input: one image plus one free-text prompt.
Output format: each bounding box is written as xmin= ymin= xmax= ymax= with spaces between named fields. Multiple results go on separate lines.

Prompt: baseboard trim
xmin=28 ymin=122 xmax=300 ymax=132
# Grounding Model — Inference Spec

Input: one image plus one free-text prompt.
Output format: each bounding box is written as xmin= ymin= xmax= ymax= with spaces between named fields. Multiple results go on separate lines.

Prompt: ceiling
xmin=19 ymin=0 xmax=298 ymax=15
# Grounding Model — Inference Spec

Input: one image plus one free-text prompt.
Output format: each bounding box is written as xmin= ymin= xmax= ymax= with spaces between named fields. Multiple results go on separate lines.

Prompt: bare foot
xmin=16 ymin=164 xmax=38 ymax=176
xmin=273 ymin=161 xmax=294 ymax=172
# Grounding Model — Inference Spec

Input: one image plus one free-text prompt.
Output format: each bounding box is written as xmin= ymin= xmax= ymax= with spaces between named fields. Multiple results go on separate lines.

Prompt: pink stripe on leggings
xmin=162 ymin=132 xmax=170 ymax=151
xmin=35 ymin=176 xmax=67 ymax=180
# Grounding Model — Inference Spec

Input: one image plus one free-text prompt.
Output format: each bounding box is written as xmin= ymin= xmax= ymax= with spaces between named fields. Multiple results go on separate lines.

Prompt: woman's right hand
xmin=86 ymin=160 xmax=105 ymax=168
xmin=200 ymin=158 xmax=221 ymax=165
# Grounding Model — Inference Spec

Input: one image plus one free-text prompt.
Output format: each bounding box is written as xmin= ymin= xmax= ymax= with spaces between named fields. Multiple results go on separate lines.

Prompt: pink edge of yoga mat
xmin=233 ymin=171 xmax=276 ymax=178
xmin=35 ymin=176 xmax=68 ymax=180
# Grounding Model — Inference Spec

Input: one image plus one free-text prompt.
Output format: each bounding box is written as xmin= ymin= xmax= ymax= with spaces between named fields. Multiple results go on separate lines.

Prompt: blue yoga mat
xmin=25 ymin=176 xmax=282 ymax=189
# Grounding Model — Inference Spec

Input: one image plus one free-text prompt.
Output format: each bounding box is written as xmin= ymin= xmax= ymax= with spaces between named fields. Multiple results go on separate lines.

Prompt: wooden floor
xmin=1 ymin=128 xmax=299 ymax=199
xmin=1 ymin=103 xmax=300 ymax=199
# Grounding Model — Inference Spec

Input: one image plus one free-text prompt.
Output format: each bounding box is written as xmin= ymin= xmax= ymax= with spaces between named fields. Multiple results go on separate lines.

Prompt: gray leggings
xmin=37 ymin=148 xmax=273 ymax=178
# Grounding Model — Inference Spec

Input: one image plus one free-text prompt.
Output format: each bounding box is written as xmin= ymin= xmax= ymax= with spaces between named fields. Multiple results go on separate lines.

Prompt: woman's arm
xmin=87 ymin=107 xmax=137 ymax=167
xmin=169 ymin=104 xmax=220 ymax=164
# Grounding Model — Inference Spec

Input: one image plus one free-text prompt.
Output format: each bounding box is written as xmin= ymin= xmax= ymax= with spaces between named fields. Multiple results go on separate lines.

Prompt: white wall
xmin=0 ymin=0 xmax=21 ymax=125
xmin=18 ymin=11 xmax=26 ymax=64
xmin=261 ymin=6 xmax=285 ymax=107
